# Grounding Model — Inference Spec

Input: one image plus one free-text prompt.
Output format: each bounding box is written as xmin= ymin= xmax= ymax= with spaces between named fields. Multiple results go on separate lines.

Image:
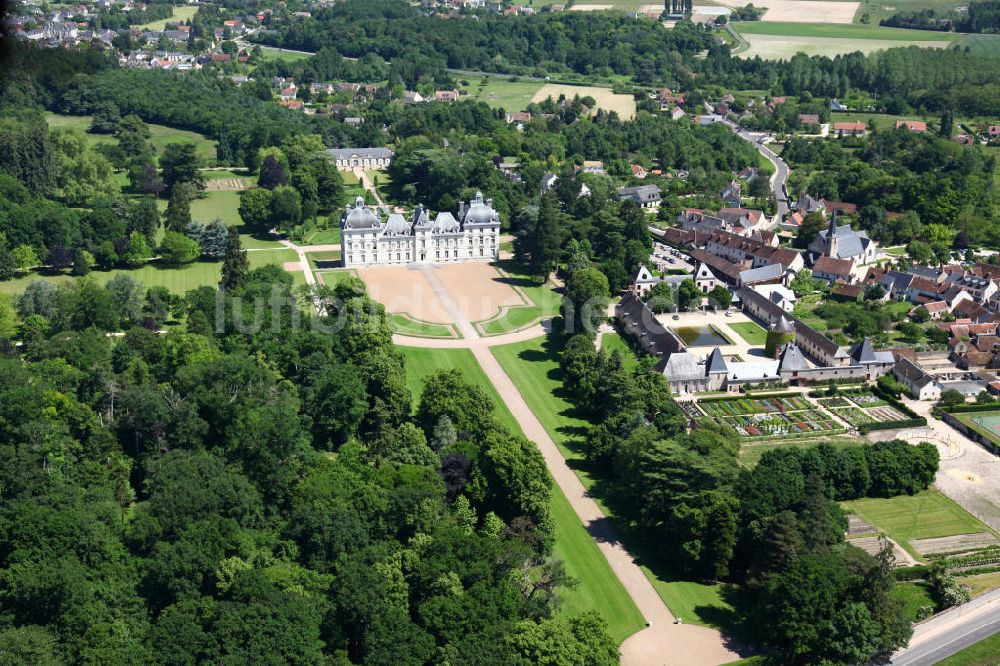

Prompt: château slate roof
xmin=706 ymin=348 xmax=728 ymax=374
xmin=778 ymin=342 xmax=810 ymax=372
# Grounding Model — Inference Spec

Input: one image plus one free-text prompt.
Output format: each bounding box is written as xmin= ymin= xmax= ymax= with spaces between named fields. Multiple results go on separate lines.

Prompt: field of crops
xmin=692 ymin=395 xmax=845 ymax=438
xmin=817 ymin=391 xmax=906 ymax=427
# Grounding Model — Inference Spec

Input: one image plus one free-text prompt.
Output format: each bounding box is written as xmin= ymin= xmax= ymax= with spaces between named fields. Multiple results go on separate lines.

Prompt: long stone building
xmin=341 ymin=193 xmax=501 ymax=267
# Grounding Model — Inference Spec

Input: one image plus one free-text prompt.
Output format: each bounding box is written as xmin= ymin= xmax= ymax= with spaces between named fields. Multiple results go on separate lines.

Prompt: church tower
xmin=825 ymin=210 xmax=839 ymax=258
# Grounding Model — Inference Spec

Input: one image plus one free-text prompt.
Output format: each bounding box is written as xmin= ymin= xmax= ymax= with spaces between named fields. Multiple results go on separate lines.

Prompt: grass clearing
xmin=843 ymin=489 xmax=999 ymax=560
xmin=0 ymin=261 xmax=221 ymax=297
xmin=491 ymin=334 xmax=736 ymax=631
xmin=960 ymin=570 xmax=1000 ymax=598
xmin=892 ymin=581 xmax=936 ymax=622
xmin=45 ymin=112 xmax=217 ymax=165
xmin=257 ymin=46 xmax=314 ymax=63
xmin=247 ymin=249 xmax=299 ymax=269
xmin=396 ymin=344 xmax=643 ymax=642
xmin=137 ymin=4 xmax=198 ymax=30
xmin=728 ymin=321 xmax=767 ymax=346
xmin=457 ymin=75 xmax=545 ymax=113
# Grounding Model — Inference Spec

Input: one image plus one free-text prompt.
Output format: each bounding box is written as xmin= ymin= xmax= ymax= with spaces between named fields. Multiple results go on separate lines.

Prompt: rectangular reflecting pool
xmin=670 ymin=325 xmax=730 ymax=347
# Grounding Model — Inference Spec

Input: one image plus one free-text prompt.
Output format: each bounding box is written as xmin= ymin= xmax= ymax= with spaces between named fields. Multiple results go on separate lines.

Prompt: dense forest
xmin=0 ymin=263 xmax=620 ymax=664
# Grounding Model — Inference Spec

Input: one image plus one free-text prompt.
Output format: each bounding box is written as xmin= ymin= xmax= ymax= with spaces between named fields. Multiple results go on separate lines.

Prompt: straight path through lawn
xmin=470 ymin=343 xmax=742 ymax=665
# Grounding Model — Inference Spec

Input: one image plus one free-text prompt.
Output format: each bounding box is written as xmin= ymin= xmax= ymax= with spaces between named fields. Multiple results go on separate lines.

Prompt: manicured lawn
xmin=191 ymin=190 xmax=242 ymax=226
xmin=728 ymin=321 xmax=767 ymax=346
xmin=893 ymin=581 xmax=936 ymax=622
xmin=391 ymin=314 xmax=458 ymax=339
xmin=248 ymin=249 xmax=299 ymax=269
xmin=0 ymin=261 xmax=221 ymax=297
xmin=937 ymin=631 xmax=1000 ymax=665
xmin=305 ymin=251 xmax=342 ymax=271
xmin=303 ymin=227 xmax=342 ymax=245
xmin=45 ymin=112 xmax=216 ymax=165
xmin=475 ymin=261 xmax=561 ymax=336
xmin=137 ymin=4 xmax=197 ymax=30
xmin=457 ymin=75 xmax=545 ymax=112
xmin=843 ymin=490 xmax=999 ymax=559
xmin=490 ymin=334 xmax=736 ymax=630
xmin=397 ymin=344 xmax=644 ymax=642
xmin=240 ymin=234 xmax=284 ymax=250
xmin=599 ymin=331 xmax=640 ymax=371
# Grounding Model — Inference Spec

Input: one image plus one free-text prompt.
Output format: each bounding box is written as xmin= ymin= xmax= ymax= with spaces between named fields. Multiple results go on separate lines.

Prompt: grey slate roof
xmin=706 ymin=348 xmax=728 ymax=374
xmin=326 ymin=147 xmax=394 ymax=160
xmin=778 ymin=342 xmax=810 ymax=372
xmin=894 ymin=357 xmax=937 ymax=389
xmin=739 ymin=263 xmax=784 ymax=285
xmin=850 ymin=338 xmax=878 ymax=364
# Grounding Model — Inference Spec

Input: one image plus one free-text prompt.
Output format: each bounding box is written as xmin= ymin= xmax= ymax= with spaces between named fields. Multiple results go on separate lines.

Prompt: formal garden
xmin=690 ymin=394 xmax=845 ymax=439
xmin=816 ymin=391 xmax=910 ymax=427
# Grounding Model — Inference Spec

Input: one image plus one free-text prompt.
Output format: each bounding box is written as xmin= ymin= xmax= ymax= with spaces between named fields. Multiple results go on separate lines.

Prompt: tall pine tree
xmin=530 ymin=192 xmax=563 ymax=278
xmin=220 ymin=227 xmax=248 ymax=290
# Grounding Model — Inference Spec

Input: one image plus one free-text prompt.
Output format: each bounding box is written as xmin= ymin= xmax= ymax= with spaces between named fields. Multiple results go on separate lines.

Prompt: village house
xmin=618 ymin=184 xmax=662 ymax=208
xmin=893 ymin=357 xmax=943 ymax=400
xmin=434 ymin=89 xmax=460 ymax=102
xmin=832 ymin=121 xmax=867 ymax=137
xmin=896 ymin=120 xmax=928 ymax=133
xmin=812 ymin=256 xmax=855 ymax=284
xmin=799 ymin=114 xmax=820 ymax=126
xmin=659 ymin=88 xmax=685 ymax=110
xmin=720 ymin=181 xmax=742 ymax=207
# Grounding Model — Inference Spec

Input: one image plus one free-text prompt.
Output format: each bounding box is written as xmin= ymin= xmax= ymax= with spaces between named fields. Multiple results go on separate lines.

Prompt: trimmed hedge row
xmin=943 ymin=403 xmax=1000 ymax=415
xmin=858 ymin=417 xmax=927 ymax=434
xmin=894 ymin=564 xmax=932 ymax=581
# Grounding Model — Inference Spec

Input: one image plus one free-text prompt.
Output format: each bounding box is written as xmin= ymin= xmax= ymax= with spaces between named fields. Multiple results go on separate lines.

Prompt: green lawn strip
xmin=738 ymin=438 xmax=863 ymax=468
xmin=340 ymin=171 xmax=360 ymax=186
xmin=843 ymin=490 xmax=1000 ymax=561
xmin=397 ymin=344 xmax=644 ymax=643
xmin=734 ymin=22 xmax=957 ymax=41
xmin=960 ymin=570 xmax=1000 ymax=598
xmin=390 ymin=314 xmax=458 ymax=339
xmin=957 ymin=33 xmax=1000 ymax=57
xmin=305 ymin=251 xmax=342 ymax=271
xmin=936 ymin=631 xmax=1000 ymax=666
xmin=490 ymin=335 xmax=735 ymax=630
xmin=257 ymin=46 xmax=313 ymax=63
xmin=240 ymin=233 xmax=285 ymax=250
xmin=598 ymin=331 xmax=639 ymax=372
xmin=303 ymin=227 xmax=342 ymax=245
xmin=247 ymin=249 xmax=299 ymax=269
xmin=202 ymin=169 xmax=251 ymax=180
xmin=728 ymin=321 xmax=767 ymax=346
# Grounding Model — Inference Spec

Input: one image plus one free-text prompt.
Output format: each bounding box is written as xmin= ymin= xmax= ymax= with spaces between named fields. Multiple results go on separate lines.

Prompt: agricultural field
xmin=855 ymin=0 xmax=970 ymax=25
xmin=45 ymin=113 xmax=217 ymax=165
xmin=569 ymin=0 xmax=652 ymax=11
xmin=815 ymin=391 xmax=908 ymax=427
xmin=733 ymin=21 xmax=957 ymax=59
xmin=396 ymin=345 xmax=644 ymax=644
xmin=956 ymin=33 xmax=1000 ymax=57
xmin=137 ymin=4 xmax=198 ymax=30
xmin=728 ymin=321 xmax=767 ymax=346
xmin=490 ymin=335 xmax=736 ymax=629
xmin=532 ymin=84 xmax=637 ymax=120
xmin=843 ymin=489 xmax=1000 ymax=560
xmin=694 ymin=395 xmax=845 ymax=439
xmin=728 ymin=0 xmax=860 ymax=24
xmin=456 ymin=76 xmax=545 ymax=113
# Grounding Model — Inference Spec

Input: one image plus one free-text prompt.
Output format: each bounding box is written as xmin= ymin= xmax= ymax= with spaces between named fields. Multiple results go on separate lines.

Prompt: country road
xmin=720 ymin=118 xmax=790 ymax=219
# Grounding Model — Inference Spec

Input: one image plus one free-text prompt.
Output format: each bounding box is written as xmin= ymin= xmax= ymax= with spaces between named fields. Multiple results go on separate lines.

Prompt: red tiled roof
xmin=896 ymin=120 xmax=927 ymax=132
xmin=813 ymin=256 xmax=853 ymax=276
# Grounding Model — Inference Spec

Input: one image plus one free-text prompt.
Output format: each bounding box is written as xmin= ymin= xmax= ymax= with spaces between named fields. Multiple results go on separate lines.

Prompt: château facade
xmin=341 ymin=193 xmax=501 ymax=267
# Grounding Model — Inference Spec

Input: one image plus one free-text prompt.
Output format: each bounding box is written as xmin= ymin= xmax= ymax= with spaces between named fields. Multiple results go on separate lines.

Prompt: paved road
xmin=720 ymin=119 xmax=790 ymax=219
xmin=891 ymin=588 xmax=1000 ymax=666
